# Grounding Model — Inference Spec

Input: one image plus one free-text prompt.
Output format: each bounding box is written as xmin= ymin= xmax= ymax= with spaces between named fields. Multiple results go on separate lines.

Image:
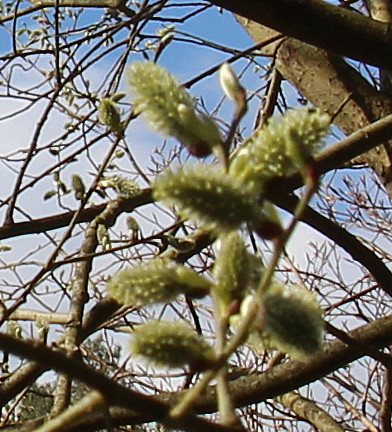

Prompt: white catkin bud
xmin=219 ymin=62 xmax=247 ymax=108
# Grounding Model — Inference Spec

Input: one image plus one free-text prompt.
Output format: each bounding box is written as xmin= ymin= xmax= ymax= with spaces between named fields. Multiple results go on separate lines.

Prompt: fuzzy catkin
xmin=107 ymin=259 xmax=210 ymax=307
xmin=230 ymin=108 xmax=330 ymax=192
xmin=128 ymin=61 xmax=221 ymax=156
xmin=213 ymin=232 xmax=261 ymax=305
xmin=261 ymin=283 xmax=324 ymax=360
xmin=132 ymin=320 xmax=216 ymax=370
xmin=98 ymin=97 xmax=123 ymax=133
xmin=153 ymin=163 xmax=264 ymax=232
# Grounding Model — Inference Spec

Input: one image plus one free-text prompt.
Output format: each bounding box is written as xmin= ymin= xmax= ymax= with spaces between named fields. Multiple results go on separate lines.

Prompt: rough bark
xmin=207 ymin=0 xmax=392 ymax=70
xmin=237 ymin=16 xmax=392 ymax=196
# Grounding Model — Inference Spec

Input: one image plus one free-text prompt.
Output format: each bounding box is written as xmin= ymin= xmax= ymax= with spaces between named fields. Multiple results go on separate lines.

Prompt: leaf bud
xmin=44 ymin=190 xmax=57 ymax=200
xmin=8 ymin=321 xmax=23 ymax=339
xmin=127 ymin=216 xmax=140 ymax=240
xmin=0 ymin=243 xmax=12 ymax=252
xmin=110 ymin=92 xmax=126 ymax=102
xmin=71 ymin=174 xmax=85 ymax=200
xmin=97 ymin=224 xmax=111 ymax=250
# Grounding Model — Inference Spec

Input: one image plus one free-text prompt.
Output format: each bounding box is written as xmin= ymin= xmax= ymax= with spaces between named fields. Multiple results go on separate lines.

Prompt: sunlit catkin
xmin=107 ymin=258 xmax=210 ymax=307
xmin=128 ymin=61 xmax=222 ymax=157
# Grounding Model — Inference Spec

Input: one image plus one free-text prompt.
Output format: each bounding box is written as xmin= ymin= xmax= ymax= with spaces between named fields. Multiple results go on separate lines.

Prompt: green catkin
xmin=261 ymin=283 xmax=324 ymax=360
xmin=132 ymin=320 xmax=216 ymax=370
xmin=213 ymin=232 xmax=261 ymax=306
xmin=98 ymin=175 xmax=140 ymax=198
xmin=128 ymin=61 xmax=222 ymax=157
xmin=153 ymin=163 xmax=265 ymax=232
xmin=107 ymin=259 xmax=210 ymax=307
xmin=98 ymin=97 xmax=123 ymax=133
xmin=232 ymin=284 xmax=323 ymax=360
xmin=230 ymin=108 xmax=330 ymax=192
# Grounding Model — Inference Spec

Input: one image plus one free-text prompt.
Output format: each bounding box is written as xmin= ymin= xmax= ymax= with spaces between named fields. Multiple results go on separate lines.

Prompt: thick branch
xmin=239 ymin=17 xmax=392 ymax=195
xmin=0 ymin=297 xmax=119 ymax=408
xmin=3 ymin=312 xmax=392 ymax=432
xmin=273 ymin=194 xmax=392 ymax=298
xmin=0 ymin=333 xmax=243 ymax=432
xmin=0 ymin=190 xmax=152 ymax=241
xmin=208 ymin=0 xmax=392 ymax=70
xmin=276 ymin=392 xmax=344 ymax=432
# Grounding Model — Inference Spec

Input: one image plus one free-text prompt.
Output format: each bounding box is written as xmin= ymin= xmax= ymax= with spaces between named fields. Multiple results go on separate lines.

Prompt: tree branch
xmin=276 ymin=392 xmax=344 ymax=432
xmin=0 ymin=333 xmax=244 ymax=432
xmin=208 ymin=0 xmax=392 ymax=70
xmin=3 ymin=110 xmax=392 ymax=241
xmin=3 ymin=311 xmax=392 ymax=431
xmin=273 ymin=194 xmax=392 ymax=298
xmin=0 ymin=190 xmax=152 ymax=241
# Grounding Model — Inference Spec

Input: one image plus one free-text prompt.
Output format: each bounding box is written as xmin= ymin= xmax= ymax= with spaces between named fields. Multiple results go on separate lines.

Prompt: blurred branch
xmin=276 ymin=392 xmax=344 ymax=432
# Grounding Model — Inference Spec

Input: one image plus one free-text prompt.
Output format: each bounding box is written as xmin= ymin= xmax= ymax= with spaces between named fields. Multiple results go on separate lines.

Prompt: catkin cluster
xmin=103 ymin=61 xmax=330 ymax=368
